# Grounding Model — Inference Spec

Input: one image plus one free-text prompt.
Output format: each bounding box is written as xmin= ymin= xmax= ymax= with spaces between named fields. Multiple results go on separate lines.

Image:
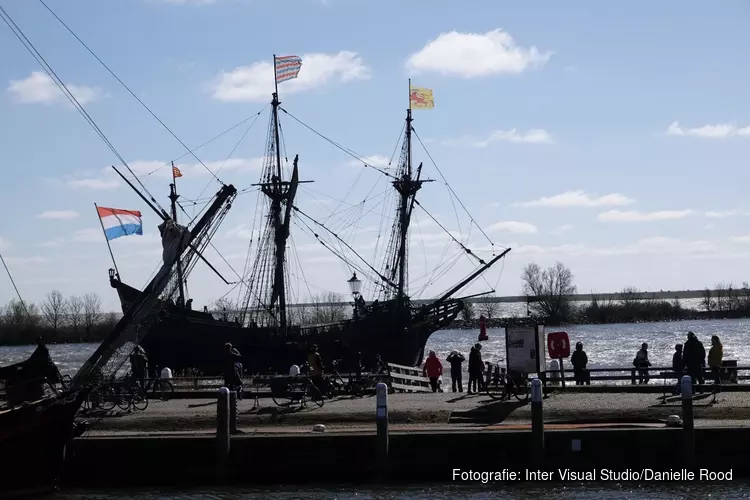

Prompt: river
xmin=4 ymin=318 xmax=749 ymax=376
xmin=50 ymin=483 xmax=750 ymax=499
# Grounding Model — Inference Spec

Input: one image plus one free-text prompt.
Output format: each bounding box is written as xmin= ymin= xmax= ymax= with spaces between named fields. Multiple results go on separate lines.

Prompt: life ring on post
xmin=478 ymin=315 xmax=488 ymax=341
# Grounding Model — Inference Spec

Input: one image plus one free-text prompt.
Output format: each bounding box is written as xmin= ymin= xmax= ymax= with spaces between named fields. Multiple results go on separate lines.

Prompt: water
xmin=48 ymin=483 xmax=750 ymax=499
xmin=3 ymin=318 xmax=749 ymax=376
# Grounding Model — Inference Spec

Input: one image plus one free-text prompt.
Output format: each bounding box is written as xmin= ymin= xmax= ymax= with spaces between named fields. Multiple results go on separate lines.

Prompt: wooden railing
xmin=386 ymin=363 xmax=431 ymax=393
xmin=542 ymin=361 xmax=744 ymax=385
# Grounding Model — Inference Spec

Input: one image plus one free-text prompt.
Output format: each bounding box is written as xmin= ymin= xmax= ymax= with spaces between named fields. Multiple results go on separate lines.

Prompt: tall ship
xmin=107 ymin=58 xmax=510 ymax=375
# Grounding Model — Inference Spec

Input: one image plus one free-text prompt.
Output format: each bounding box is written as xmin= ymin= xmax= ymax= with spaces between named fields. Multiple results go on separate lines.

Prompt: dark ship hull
xmin=0 ymin=362 xmax=88 ymax=499
xmin=112 ymin=276 xmax=462 ymax=374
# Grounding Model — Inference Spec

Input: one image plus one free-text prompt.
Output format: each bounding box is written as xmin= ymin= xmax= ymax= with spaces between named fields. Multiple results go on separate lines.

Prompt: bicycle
xmin=115 ymin=376 xmax=149 ymax=412
xmin=324 ymin=360 xmax=366 ymax=398
xmin=485 ymin=364 xmax=530 ymax=402
xmin=270 ymin=371 xmax=324 ymax=409
xmin=144 ymin=373 xmax=174 ymax=401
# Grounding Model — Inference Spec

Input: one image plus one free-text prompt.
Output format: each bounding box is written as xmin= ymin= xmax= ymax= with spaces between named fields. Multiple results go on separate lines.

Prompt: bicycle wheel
xmin=151 ymin=379 xmax=173 ymax=401
xmin=304 ymin=382 xmax=325 ymax=408
xmin=513 ymin=379 xmax=530 ymax=402
xmin=97 ymin=385 xmax=117 ymax=412
xmin=271 ymin=381 xmax=294 ymax=407
xmin=132 ymin=388 xmax=149 ymax=411
xmin=484 ymin=379 xmax=507 ymax=401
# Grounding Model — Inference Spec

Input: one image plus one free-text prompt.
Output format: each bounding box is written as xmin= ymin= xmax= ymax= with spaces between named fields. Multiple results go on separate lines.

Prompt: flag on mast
xmin=275 ymin=55 xmax=303 ymax=84
xmin=409 ymin=85 xmax=434 ymax=109
xmin=172 ymin=164 xmax=183 ymax=178
xmin=96 ymin=207 xmax=143 ymax=241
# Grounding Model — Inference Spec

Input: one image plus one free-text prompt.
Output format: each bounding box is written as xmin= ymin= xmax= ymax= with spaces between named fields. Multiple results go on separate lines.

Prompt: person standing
xmin=633 ymin=342 xmax=651 ymax=384
xmin=672 ymin=344 xmax=684 ymax=394
xmin=683 ymin=331 xmax=706 ymax=388
xmin=468 ymin=343 xmax=484 ymax=394
xmin=570 ymin=342 xmax=589 ymax=386
xmin=708 ymin=335 xmax=723 ymax=386
xmin=446 ymin=350 xmax=465 ymax=392
xmin=223 ymin=342 xmax=243 ymax=398
xmin=307 ymin=344 xmax=325 ymax=393
xmin=422 ymin=351 xmax=443 ymax=393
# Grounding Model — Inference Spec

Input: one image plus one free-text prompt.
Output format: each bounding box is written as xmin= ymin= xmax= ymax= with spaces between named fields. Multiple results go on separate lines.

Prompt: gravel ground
xmin=77 ymin=390 xmax=750 ymax=432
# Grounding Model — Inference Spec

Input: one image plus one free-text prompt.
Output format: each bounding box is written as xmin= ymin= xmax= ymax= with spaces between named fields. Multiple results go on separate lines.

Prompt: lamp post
xmin=348 ymin=272 xmax=362 ymax=319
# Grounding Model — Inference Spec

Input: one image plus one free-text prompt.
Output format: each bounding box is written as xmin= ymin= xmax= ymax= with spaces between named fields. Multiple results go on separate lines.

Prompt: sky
xmin=2 ymin=0 xmax=750 ymax=313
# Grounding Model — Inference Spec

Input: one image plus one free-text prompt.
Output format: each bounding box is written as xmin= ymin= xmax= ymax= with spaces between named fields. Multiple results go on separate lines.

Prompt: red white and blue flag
xmin=96 ymin=206 xmax=143 ymax=241
xmin=274 ymin=55 xmax=302 ymax=84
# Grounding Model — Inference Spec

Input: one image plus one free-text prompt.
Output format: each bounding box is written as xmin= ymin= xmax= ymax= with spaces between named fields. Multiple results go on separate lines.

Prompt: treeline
xmin=213 ymin=291 xmax=349 ymax=325
xmin=0 ymin=290 xmax=119 ymax=345
xmin=518 ymin=261 xmax=750 ymax=326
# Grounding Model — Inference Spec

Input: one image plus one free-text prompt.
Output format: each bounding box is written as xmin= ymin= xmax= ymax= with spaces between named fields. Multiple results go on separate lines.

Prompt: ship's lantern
xmin=347 ymin=272 xmax=362 ymax=297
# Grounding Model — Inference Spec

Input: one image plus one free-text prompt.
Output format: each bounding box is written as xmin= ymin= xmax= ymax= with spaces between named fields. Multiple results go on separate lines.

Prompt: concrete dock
xmin=78 ymin=390 xmax=750 ymax=433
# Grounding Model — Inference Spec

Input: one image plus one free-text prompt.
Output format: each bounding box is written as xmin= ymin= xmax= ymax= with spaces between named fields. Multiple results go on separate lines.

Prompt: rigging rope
xmin=412 ymin=128 xmax=496 ymax=250
xmin=0 ymin=249 xmax=33 ymax=323
xmin=145 ymin=105 xmax=269 ymax=177
xmin=279 ymin=107 xmax=398 ymax=180
xmin=0 ymin=5 xmax=168 ymax=215
xmin=38 ymin=0 xmax=224 ymax=183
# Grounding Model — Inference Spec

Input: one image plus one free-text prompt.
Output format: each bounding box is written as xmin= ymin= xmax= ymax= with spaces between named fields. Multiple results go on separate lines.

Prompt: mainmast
xmin=169 ymin=162 xmax=185 ymax=307
xmin=242 ymin=54 xmax=307 ymax=333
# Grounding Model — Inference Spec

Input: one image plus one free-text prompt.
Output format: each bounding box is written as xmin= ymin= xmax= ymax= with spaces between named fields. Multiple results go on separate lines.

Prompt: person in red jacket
xmin=422 ymin=350 xmax=443 ymax=392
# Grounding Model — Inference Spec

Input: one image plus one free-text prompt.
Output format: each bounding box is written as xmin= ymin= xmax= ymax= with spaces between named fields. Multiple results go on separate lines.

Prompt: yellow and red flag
xmin=409 ymin=86 xmax=434 ymax=109
xmin=172 ymin=165 xmax=183 ymax=178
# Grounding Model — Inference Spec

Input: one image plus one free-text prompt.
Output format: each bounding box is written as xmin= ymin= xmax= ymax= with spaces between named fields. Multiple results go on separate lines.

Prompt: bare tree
xmin=67 ymin=295 xmax=84 ymax=333
xmin=213 ymin=297 xmax=234 ymax=321
xmin=82 ymin=293 xmax=102 ymax=334
xmin=521 ymin=261 xmax=577 ymax=323
xmin=310 ymin=292 xmax=347 ymax=324
xmin=477 ymin=295 xmax=499 ymax=319
xmin=2 ymin=299 xmax=38 ymax=326
xmin=701 ymin=288 xmax=715 ymax=312
xmin=460 ymin=301 xmax=475 ymax=322
xmin=41 ymin=290 xmax=67 ymax=331
xmin=715 ymin=282 xmax=734 ymax=312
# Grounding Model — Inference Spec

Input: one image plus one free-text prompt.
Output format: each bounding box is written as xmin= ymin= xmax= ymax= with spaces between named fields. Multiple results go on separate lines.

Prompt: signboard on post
xmin=505 ymin=325 xmax=545 ymax=374
xmin=547 ymin=331 xmax=570 ymax=359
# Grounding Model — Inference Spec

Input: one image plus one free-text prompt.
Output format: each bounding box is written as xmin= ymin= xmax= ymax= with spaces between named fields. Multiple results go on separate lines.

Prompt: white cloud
xmin=346 ymin=154 xmax=391 ymax=169
xmin=443 ymin=128 xmax=553 ymax=147
xmin=36 ymin=238 xmax=65 ymax=248
xmin=36 ymin=210 xmax=80 ymax=220
xmin=665 ymin=121 xmax=750 ymax=139
xmin=515 ymin=190 xmax=635 ymax=208
xmin=551 ymin=224 xmax=573 ymax=235
xmin=705 ymin=209 xmax=749 ymax=218
xmin=68 ymin=178 xmax=121 ymax=190
xmin=597 ymin=209 xmax=693 ymax=222
xmin=406 ymin=29 xmax=552 ymax=78
xmin=7 ymin=72 xmax=102 ymax=105
xmin=72 ymin=228 xmax=103 ymax=243
xmin=212 ymin=52 xmax=370 ymax=102
xmin=729 ymin=235 xmax=750 ymax=244
xmin=128 ymin=157 xmax=264 ymax=177
xmin=485 ymin=221 xmax=537 ymax=234
xmin=0 ymin=237 xmax=8 ymax=250
xmin=500 ymin=237 xmax=717 ymax=258
xmin=3 ymin=255 xmax=48 ymax=266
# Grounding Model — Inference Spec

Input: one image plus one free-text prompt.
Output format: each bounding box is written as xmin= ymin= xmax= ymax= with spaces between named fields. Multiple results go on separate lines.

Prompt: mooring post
xmin=229 ymin=390 xmax=238 ymax=434
xmin=216 ymin=387 xmax=230 ymax=481
xmin=531 ymin=378 xmax=544 ymax=466
xmin=681 ymin=375 xmax=695 ymax=469
xmin=375 ymin=382 xmax=389 ymax=475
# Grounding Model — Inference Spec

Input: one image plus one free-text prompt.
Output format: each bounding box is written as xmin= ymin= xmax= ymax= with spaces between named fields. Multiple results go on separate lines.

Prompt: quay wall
xmin=63 ymin=427 xmax=749 ymax=487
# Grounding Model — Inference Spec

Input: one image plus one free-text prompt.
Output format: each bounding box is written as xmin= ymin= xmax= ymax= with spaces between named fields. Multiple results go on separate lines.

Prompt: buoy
xmin=478 ymin=315 xmax=488 ymax=341
xmin=313 ymin=424 xmax=326 ymax=432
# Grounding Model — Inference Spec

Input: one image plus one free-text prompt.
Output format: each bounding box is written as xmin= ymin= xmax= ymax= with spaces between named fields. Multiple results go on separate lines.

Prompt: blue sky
xmin=2 ymin=0 xmax=750 ymax=312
